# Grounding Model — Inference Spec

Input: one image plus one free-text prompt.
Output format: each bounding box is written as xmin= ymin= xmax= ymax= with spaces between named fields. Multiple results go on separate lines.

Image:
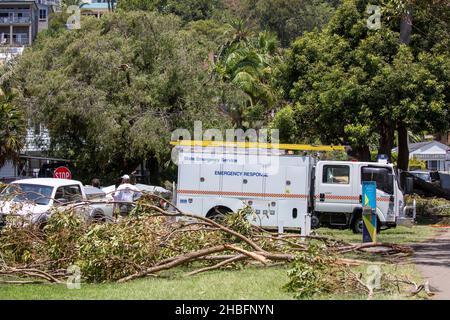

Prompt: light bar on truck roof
xmin=170 ymin=140 xmax=345 ymax=152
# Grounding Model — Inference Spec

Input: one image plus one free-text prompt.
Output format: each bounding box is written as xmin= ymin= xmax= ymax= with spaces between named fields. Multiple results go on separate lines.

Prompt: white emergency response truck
xmin=173 ymin=141 xmax=407 ymax=236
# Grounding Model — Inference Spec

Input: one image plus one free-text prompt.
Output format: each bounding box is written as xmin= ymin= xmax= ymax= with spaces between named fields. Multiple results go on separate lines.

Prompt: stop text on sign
xmin=53 ymin=167 xmax=72 ymax=180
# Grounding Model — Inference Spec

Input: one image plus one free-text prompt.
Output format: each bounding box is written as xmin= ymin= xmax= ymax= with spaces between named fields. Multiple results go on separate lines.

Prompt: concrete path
xmin=412 ymin=228 xmax=450 ymax=300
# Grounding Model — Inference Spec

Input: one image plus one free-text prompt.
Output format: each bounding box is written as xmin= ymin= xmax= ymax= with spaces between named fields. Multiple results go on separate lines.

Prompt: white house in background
xmin=0 ymin=0 xmax=60 ymax=63
xmin=0 ymin=123 xmax=54 ymax=182
xmin=80 ymin=0 xmax=114 ymax=18
xmin=393 ymin=140 xmax=450 ymax=172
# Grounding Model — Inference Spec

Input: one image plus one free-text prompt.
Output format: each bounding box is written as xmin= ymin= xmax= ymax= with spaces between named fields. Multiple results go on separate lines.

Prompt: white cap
xmin=121 ymin=174 xmax=130 ymax=180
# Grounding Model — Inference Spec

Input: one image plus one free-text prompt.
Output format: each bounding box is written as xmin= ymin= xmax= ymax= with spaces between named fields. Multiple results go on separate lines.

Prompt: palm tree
xmin=214 ymin=30 xmax=278 ymax=128
xmin=0 ymin=94 xmax=26 ymax=167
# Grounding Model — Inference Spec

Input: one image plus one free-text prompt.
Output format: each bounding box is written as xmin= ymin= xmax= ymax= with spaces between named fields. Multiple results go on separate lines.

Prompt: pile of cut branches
xmin=0 ymin=194 xmax=423 ymax=298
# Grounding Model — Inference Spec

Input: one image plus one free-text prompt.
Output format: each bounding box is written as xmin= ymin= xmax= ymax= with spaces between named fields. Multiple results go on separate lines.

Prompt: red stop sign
xmin=53 ymin=166 xmax=72 ymax=180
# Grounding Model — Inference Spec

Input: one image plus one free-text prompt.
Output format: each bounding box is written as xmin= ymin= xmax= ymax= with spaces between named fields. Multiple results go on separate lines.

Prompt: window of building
xmin=39 ymin=9 xmax=47 ymax=21
xmin=322 ymin=165 xmax=350 ymax=184
xmin=34 ymin=122 xmax=41 ymax=135
xmin=428 ymin=160 xmax=439 ymax=171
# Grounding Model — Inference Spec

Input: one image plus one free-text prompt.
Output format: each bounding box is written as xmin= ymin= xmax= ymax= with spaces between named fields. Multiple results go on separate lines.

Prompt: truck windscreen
xmin=1 ymin=184 xmax=53 ymax=205
xmin=361 ymin=167 xmax=394 ymax=195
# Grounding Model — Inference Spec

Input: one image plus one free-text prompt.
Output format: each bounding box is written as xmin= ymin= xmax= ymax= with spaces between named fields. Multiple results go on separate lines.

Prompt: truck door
xmin=359 ymin=166 xmax=395 ymax=223
xmin=261 ymin=165 xmax=284 ymax=227
xmin=315 ymin=162 xmax=354 ymax=213
xmin=221 ymin=164 xmax=244 ymax=195
xmin=176 ymin=163 xmax=201 ymax=214
xmin=199 ymin=164 xmax=221 ymax=192
xmin=278 ymin=166 xmax=309 ymax=229
xmin=242 ymin=165 xmax=264 ymax=196
xmin=178 ymin=163 xmax=200 ymax=192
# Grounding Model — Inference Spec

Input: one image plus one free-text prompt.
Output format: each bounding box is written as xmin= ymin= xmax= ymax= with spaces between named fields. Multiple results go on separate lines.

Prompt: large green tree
xmin=117 ymin=0 xmax=223 ymax=21
xmin=3 ymin=12 xmax=233 ymax=183
xmin=275 ymin=0 xmax=449 ymax=165
xmin=220 ymin=0 xmax=339 ymax=47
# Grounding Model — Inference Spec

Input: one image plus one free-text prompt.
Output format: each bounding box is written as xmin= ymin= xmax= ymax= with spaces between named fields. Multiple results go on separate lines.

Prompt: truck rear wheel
xmin=206 ymin=206 xmax=232 ymax=221
xmin=91 ymin=209 xmax=106 ymax=223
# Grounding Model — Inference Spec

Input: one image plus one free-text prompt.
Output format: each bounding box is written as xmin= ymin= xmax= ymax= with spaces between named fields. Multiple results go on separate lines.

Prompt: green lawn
xmin=0 ymin=267 xmax=293 ymax=300
xmin=315 ymin=225 xmax=438 ymax=244
xmin=0 ymin=264 xmax=424 ymax=300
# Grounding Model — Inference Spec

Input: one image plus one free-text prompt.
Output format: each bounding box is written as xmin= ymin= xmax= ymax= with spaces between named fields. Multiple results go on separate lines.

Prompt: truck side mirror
xmin=387 ymin=173 xmax=394 ymax=194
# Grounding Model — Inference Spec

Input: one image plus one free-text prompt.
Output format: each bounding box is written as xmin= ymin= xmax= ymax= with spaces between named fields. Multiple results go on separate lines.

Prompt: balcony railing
xmin=0 ymin=33 xmax=30 ymax=45
xmin=0 ymin=16 xmax=31 ymax=24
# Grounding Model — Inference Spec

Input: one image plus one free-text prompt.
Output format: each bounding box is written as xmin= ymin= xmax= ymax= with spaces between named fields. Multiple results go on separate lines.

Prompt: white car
xmin=0 ymin=178 xmax=114 ymax=227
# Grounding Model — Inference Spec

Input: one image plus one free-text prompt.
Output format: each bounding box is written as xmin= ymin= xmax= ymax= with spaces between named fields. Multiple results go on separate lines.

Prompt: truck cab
xmin=313 ymin=161 xmax=403 ymax=233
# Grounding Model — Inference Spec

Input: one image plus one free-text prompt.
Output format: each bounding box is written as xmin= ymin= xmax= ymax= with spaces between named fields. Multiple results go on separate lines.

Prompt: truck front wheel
xmin=352 ymin=216 xmax=364 ymax=234
xmin=311 ymin=214 xmax=320 ymax=229
xmin=352 ymin=215 xmax=382 ymax=234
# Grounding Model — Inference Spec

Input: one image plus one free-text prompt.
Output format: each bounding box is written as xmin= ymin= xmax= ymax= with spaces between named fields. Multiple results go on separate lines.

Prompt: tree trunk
xmin=147 ymin=155 xmax=161 ymax=186
xmin=348 ymin=145 xmax=371 ymax=162
xmin=400 ymin=4 xmax=413 ymax=45
xmin=377 ymin=121 xmax=395 ymax=162
xmin=396 ymin=2 xmax=413 ymax=171
xmin=358 ymin=145 xmax=371 ymax=162
xmin=397 ymin=122 xmax=410 ymax=171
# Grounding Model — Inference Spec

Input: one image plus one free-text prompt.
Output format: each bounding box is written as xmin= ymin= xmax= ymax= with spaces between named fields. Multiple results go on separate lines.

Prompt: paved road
xmin=413 ymin=228 xmax=450 ymax=300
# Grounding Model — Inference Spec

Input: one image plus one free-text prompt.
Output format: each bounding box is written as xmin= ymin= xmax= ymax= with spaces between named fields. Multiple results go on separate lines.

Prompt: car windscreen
xmin=0 ymin=184 xmax=53 ymax=205
xmin=361 ymin=167 xmax=394 ymax=195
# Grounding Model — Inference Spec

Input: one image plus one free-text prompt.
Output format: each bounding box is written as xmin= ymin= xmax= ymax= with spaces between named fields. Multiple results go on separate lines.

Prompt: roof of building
xmin=0 ymin=0 xmax=59 ymax=3
xmin=0 ymin=0 xmax=37 ymax=7
xmin=392 ymin=140 xmax=450 ymax=154
xmin=0 ymin=0 xmax=36 ymax=3
xmin=80 ymin=2 xmax=112 ymax=10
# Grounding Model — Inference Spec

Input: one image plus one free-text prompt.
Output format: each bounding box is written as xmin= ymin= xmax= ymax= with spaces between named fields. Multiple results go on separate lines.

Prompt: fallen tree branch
xmin=118 ymin=245 xmax=228 ymax=283
xmin=186 ymin=254 xmax=246 ymax=276
xmin=139 ymin=203 xmax=266 ymax=253
xmin=224 ymin=244 xmax=268 ymax=264
xmin=0 ymin=267 xmax=62 ymax=283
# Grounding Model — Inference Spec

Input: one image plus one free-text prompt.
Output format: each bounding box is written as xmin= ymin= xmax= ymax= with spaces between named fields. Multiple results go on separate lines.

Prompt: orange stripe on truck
xmin=177 ymin=190 xmax=308 ymax=199
xmin=313 ymin=195 xmax=391 ymax=202
xmin=177 ymin=190 xmax=391 ymax=202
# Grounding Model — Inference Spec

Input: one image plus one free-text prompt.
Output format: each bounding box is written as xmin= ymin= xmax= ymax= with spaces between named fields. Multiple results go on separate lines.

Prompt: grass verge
xmin=315 ymin=225 xmax=438 ymax=244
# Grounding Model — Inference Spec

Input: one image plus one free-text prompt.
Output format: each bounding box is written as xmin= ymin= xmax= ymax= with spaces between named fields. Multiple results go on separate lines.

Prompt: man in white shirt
xmin=113 ymin=175 xmax=141 ymax=217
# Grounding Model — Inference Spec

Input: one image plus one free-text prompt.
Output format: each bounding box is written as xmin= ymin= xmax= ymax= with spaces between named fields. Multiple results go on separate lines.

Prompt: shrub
xmin=406 ymin=195 xmax=450 ymax=216
xmin=44 ymin=209 xmax=86 ymax=269
xmin=0 ymin=221 xmax=43 ymax=265
xmin=77 ymin=215 xmax=166 ymax=282
xmin=284 ymin=244 xmax=350 ymax=299
xmin=222 ymin=206 xmax=254 ymax=239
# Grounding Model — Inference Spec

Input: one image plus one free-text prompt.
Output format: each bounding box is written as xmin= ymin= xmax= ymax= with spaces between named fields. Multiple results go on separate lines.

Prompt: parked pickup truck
xmin=0 ymin=178 xmax=114 ymax=228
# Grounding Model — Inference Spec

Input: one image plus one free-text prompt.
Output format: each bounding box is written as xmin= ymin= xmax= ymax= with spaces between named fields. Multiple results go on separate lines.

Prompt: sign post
xmin=53 ymin=166 xmax=72 ymax=180
xmin=362 ymin=181 xmax=377 ymax=243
